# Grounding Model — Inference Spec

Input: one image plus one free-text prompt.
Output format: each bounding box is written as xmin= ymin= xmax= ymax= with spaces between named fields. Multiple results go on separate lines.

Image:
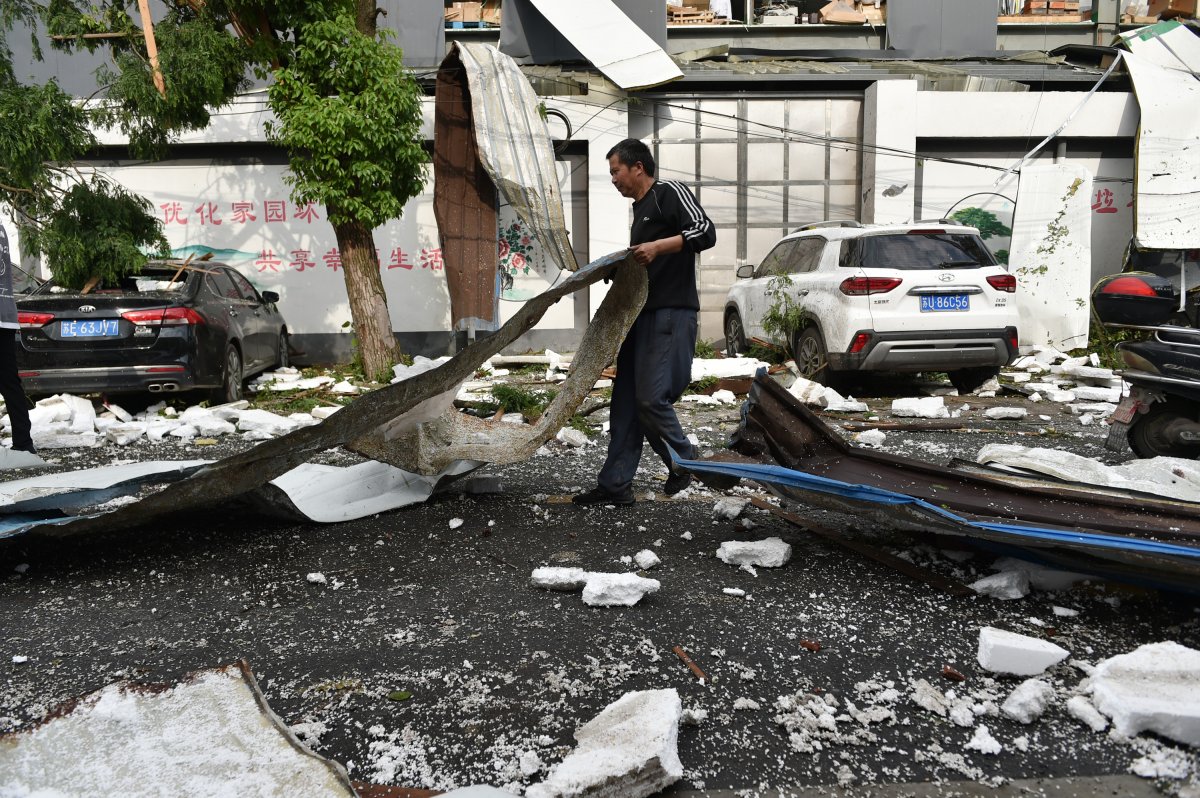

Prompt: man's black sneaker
xmin=11 ymin=442 xmax=36 ymax=455
xmin=664 ymin=471 xmax=693 ymax=496
xmin=571 ymin=486 xmax=635 ymax=507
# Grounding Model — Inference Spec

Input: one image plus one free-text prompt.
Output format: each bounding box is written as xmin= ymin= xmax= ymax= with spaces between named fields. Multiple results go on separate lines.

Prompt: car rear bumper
xmin=18 ymin=365 xmax=203 ymax=395
xmin=829 ymin=327 xmax=1018 ymax=372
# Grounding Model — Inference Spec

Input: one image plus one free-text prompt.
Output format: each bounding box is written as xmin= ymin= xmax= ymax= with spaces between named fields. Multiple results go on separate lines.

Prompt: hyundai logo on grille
xmin=78 ymin=305 xmax=97 ymax=313
xmin=938 ymin=273 xmax=955 ymax=282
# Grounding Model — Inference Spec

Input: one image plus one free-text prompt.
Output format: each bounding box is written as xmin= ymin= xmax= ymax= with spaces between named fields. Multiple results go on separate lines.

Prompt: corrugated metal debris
xmin=673 ymin=375 xmax=1200 ymax=594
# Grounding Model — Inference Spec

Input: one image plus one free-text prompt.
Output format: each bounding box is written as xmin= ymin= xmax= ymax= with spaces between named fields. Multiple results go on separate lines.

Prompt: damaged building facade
xmin=3 ymin=0 xmax=1162 ymax=361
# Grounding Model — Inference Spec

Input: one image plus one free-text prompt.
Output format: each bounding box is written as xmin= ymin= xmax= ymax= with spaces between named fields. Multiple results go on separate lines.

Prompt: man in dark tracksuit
xmin=0 ymin=223 xmax=33 ymax=454
xmin=574 ymin=138 xmax=716 ymax=506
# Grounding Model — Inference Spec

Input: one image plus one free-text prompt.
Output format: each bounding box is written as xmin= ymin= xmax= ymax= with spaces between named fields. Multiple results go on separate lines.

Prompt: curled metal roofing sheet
xmin=675 ymin=374 xmax=1200 ymax=594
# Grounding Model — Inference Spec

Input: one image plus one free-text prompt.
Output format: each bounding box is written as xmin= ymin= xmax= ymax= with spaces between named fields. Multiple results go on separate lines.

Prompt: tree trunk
xmin=355 ymin=0 xmax=378 ymax=36
xmin=332 ymin=215 xmax=401 ymax=380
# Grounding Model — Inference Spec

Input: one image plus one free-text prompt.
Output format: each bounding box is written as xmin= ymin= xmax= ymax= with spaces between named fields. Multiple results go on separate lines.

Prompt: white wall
xmin=85 ymin=92 xmax=632 ymax=347
xmin=863 ymin=88 xmax=1138 ymax=281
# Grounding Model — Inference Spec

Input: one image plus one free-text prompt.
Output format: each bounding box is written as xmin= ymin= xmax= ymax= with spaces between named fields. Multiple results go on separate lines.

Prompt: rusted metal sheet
xmin=673 ymin=374 xmax=1200 ymax=593
xmin=735 ymin=375 xmax=1200 ymax=542
xmin=435 ymin=45 xmax=499 ymax=334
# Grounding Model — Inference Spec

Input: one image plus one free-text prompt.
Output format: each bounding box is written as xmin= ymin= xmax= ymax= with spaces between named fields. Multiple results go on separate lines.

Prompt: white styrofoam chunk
xmin=193 ymin=417 xmax=237 ymax=437
xmin=983 ymin=407 xmax=1027 ymax=420
xmin=178 ymin=405 xmax=213 ymax=422
xmin=824 ymin=396 xmax=869 ymax=413
xmin=1001 ymin=678 xmax=1054 ymax=723
xmin=1066 ymin=695 xmax=1109 ymax=732
xmin=61 ymin=394 xmax=96 ymax=434
xmin=526 ymin=689 xmax=682 ymax=798
xmin=104 ymin=403 xmax=134 ymax=423
xmin=391 ymin=355 xmax=452 ymax=383
xmin=890 ymin=397 xmax=949 ymax=419
xmin=104 ymin=423 xmax=147 ymax=446
xmin=977 ymin=627 xmax=1069 ymax=676
xmin=168 ymin=425 xmax=198 ymax=440
xmin=530 ymin=567 xmax=588 ymax=592
xmin=1070 ymin=385 xmax=1122 ymax=403
xmin=969 ymin=570 xmax=1030 ymax=600
xmin=581 ymin=573 xmax=661 ymax=607
xmin=681 ymin=393 xmax=721 ymax=406
xmin=555 ymin=428 xmax=589 ymax=448
xmin=909 ymin=679 xmax=948 ymax=717
xmin=989 ymin=557 xmax=1088 ymax=592
xmin=1060 ymin=364 xmax=1116 ymax=382
xmin=711 ymin=389 xmax=737 ymax=404
xmin=853 ymin=429 xmax=886 ymax=448
xmin=692 ymin=357 xmax=770 ymax=381
xmin=634 ymin=550 xmax=661 ymax=571
xmin=1088 ymin=641 xmax=1200 ymax=746
xmin=712 ymin=497 xmax=748 ymax=520
xmin=786 ymin=376 xmax=827 ymax=406
xmin=310 ymin=406 xmax=341 ymax=420
xmin=964 ymin=724 xmax=1002 ymax=755
xmin=716 ymin=538 xmax=792 ymax=572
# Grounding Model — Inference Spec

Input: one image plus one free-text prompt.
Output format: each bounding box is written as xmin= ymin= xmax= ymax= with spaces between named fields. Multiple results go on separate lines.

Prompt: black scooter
xmin=1093 ymin=245 xmax=1200 ymax=459
xmin=1103 ymin=327 xmax=1200 ymax=459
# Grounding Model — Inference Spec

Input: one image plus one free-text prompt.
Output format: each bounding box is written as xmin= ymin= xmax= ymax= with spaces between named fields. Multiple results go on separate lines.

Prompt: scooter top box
xmin=1093 ymin=272 xmax=1183 ymax=327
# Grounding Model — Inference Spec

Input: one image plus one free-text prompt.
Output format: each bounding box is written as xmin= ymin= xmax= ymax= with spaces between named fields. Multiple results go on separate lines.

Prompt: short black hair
xmin=605 ymin=138 xmax=656 ymax=177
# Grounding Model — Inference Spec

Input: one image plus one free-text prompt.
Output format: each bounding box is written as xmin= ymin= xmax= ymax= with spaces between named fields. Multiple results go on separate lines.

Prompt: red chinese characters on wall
xmin=1092 ymin=189 xmax=1118 ymax=214
xmin=160 ymin=199 xmax=440 ymax=278
xmin=160 ymin=200 xmax=324 ymax=226
xmin=255 ymin=249 xmax=282 ymax=272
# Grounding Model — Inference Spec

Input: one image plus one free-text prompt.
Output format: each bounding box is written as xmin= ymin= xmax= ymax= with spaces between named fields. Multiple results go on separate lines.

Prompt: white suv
xmin=723 ymin=220 xmax=1019 ymax=393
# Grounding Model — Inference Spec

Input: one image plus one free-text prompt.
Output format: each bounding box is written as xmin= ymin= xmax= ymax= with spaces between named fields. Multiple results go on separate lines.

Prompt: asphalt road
xmin=1 ymin=378 xmax=1198 ymax=796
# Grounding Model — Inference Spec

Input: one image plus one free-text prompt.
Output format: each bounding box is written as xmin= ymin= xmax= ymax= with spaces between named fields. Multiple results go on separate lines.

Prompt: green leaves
xmin=25 ymin=178 xmax=169 ymax=289
xmin=94 ymin=8 xmax=251 ymax=160
xmin=266 ymin=13 xmax=428 ymax=229
xmin=386 ymin=689 xmax=413 ymax=701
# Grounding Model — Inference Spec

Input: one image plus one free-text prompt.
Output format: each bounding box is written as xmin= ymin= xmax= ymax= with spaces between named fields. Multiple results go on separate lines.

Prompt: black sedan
xmin=16 ymin=260 xmax=290 ymax=402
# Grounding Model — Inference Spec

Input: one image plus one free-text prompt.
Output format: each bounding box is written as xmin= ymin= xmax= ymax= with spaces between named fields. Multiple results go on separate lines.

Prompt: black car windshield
xmin=841 ymin=233 xmax=998 ymax=270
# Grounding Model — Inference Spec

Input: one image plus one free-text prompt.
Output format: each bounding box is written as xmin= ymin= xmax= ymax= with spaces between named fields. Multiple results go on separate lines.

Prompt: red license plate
xmin=1110 ymin=398 xmax=1139 ymax=425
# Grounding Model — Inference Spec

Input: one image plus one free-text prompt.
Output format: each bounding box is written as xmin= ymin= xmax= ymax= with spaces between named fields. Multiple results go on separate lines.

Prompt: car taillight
xmin=986 ymin=274 xmax=1016 ymax=293
xmin=840 ymin=277 xmax=902 ymax=295
xmin=121 ymin=307 xmax=205 ymax=326
xmin=848 ymin=332 xmax=872 ymax=354
xmin=18 ymin=311 xmax=54 ymax=328
xmin=1100 ymin=276 xmax=1157 ymax=297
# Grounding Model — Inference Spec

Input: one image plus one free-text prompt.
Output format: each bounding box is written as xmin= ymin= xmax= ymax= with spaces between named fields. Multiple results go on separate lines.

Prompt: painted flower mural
xmin=499 ymin=220 xmax=536 ymax=292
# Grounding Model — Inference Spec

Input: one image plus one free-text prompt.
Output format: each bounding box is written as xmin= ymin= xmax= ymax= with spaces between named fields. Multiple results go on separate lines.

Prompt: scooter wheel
xmin=1127 ymin=400 xmax=1200 ymax=460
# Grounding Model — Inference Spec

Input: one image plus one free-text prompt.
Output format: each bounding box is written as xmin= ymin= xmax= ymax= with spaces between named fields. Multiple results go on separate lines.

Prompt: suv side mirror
xmin=736 ymin=264 xmax=754 ymax=279
xmin=261 ymin=290 xmax=280 ymax=304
